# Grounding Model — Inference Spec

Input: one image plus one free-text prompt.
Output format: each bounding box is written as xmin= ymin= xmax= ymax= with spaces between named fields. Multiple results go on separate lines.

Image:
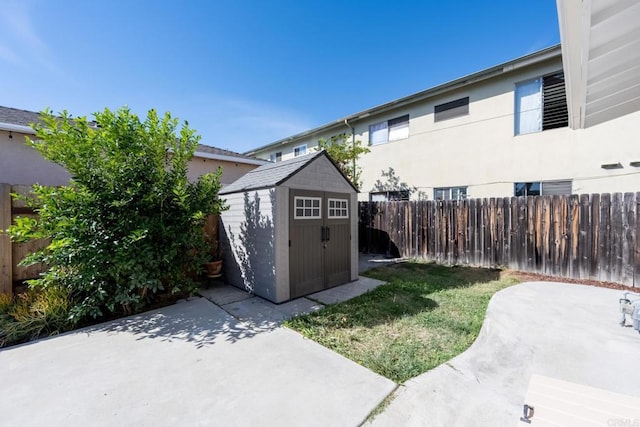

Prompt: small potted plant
xmin=204 ymin=240 xmax=223 ymax=277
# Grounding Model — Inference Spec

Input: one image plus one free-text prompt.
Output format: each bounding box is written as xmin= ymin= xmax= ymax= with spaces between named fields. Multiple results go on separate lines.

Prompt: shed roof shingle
xmin=220 ymin=151 xmax=325 ymax=194
xmin=0 ymin=106 xmax=44 ymax=128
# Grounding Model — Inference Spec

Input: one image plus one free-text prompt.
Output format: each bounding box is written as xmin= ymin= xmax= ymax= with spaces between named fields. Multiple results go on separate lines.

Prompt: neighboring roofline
xmin=244 ymin=44 xmax=562 ymax=156
xmin=0 ymin=119 xmax=265 ymax=166
xmin=194 ymin=150 xmax=268 ymax=166
xmin=0 ymin=122 xmax=35 ymax=134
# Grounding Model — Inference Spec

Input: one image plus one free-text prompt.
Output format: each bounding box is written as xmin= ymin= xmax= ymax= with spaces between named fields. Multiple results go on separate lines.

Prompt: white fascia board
xmin=556 ymin=0 xmax=590 ymax=129
xmin=193 ymin=150 xmax=268 ymax=166
xmin=0 ymin=123 xmax=36 ymax=134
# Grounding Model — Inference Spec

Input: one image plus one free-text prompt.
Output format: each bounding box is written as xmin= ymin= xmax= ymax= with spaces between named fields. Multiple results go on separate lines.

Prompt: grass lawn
xmin=285 ymin=262 xmax=520 ymax=383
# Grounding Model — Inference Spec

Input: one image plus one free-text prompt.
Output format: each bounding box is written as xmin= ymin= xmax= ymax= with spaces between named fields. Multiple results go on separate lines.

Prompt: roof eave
xmin=0 ymin=123 xmax=35 ymax=134
xmin=194 ymin=150 xmax=269 ymax=166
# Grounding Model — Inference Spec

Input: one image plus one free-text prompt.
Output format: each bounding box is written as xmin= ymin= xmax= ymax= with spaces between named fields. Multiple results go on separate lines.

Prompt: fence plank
xmin=636 ymin=193 xmax=640 ymax=288
xmin=599 ymin=194 xmax=611 ymax=282
xmin=611 ymin=193 xmax=624 ymax=283
xmin=622 ymin=193 xmax=635 ymax=286
xmin=590 ymin=194 xmax=601 ymax=279
xmin=0 ymin=183 xmax=12 ymax=295
xmin=513 ymin=197 xmax=525 ymax=271
xmin=568 ymin=195 xmax=580 ymax=278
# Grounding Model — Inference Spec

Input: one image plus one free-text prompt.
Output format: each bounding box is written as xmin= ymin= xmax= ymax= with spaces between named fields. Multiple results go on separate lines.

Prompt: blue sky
xmin=0 ymin=1 xmax=560 ymax=154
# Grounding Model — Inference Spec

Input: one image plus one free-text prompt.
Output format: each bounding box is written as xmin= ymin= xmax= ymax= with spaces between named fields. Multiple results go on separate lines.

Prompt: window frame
xmin=434 ymin=186 xmax=468 ymax=201
xmin=327 ymin=198 xmax=349 ymax=219
xmin=514 ymin=180 xmax=572 ymax=197
xmin=514 ymin=71 xmax=568 ymax=136
xmin=269 ymin=152 xmax=282 ymax=162
xmin=434 ymin=97 xmax=469 ymax=122
xmin=294 ymin=196 xmax=322 ymax=219
xmin=293 ymin=144 xmax=307 ymax=157
xmin=370 ymin=190 xmax=411 ymax=202
xmin=369 ymin=114 xmax=410 ymax=145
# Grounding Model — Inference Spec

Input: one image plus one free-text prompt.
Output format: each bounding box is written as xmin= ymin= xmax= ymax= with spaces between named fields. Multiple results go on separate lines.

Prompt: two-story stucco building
xmin=246 ymin=44 xmax=640 ymax=201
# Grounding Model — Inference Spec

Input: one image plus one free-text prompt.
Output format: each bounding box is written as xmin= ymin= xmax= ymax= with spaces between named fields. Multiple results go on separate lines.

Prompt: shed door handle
xmin=326 ymin=226 xmax=330 ymax=242
xmin=321 ymin=226 xmax=326 ymax=242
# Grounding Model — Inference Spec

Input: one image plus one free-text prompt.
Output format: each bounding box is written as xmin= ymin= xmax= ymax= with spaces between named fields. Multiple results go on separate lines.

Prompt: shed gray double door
xmin=289 ymin=189 xmax=351 ymax=298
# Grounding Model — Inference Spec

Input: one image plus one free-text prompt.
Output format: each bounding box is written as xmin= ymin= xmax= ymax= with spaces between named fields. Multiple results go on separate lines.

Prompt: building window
xmin=369 ymin=115 xmax=409 ymax=145
xmin=294 ymin=197 xmax=321 ymax=219
xmin=434 ymin=97 xmax=469 ymax=122
xmin=434 ymin=187 xmax=467 ymax=201
xmin=370 ymin=190 xmax=410 ymax=201
xmin=294 ymin=144 xmax=307 ymax=157
xmin=328 ymin=199 xmax=349 ymax=218
xmin=515 ymin=71 xmax=568 ymax=135
xmin=270 ymin=152 xmax=282 ymax=162
xmin=514 ymin=180 xmax=572 ymax=197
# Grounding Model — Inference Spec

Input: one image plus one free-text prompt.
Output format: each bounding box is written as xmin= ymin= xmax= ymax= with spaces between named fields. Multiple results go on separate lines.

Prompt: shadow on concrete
xmin=86 ymin=298 xmax=259 ymax=349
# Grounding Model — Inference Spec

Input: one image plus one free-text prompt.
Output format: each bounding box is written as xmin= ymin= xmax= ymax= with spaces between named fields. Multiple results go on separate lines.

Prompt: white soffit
xmin=558 ymin=0 xmax=640 ymax=128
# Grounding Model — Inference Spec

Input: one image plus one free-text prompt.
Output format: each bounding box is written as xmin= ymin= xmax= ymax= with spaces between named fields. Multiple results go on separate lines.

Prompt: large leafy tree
xmin=317 ymin=134 xmax=369 ymax=189
xmin=9 ymin=107 xmax=226 ymax=321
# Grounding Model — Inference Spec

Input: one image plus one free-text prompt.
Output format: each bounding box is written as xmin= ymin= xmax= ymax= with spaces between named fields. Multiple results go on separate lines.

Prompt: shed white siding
xmin=220 ymin=188 xmax=278 ymax=301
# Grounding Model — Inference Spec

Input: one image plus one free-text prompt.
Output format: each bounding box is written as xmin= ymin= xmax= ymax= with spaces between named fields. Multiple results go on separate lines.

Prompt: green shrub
xmin=0 ymin=293 xmax=13 ymax=315
xmin=8 ymin=107 xmax=227 ymax=322
xmin=0 ymin=287 xmax=73 ymax=347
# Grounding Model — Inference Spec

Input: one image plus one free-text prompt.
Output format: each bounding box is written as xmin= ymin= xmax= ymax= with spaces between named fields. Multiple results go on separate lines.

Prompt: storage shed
xmin=219 ymin=150 xmax=358 ymax=303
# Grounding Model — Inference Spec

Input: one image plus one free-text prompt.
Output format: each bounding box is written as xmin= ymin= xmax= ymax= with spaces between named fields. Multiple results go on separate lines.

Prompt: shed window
xmin=294 ymin=197 xmax=321 ymax=219
xmin=369 ymin=115 xmax=409 ymax=145
xmin=328 ymin=199 xmax=348 ymax=218
xmin=434 ymin=97 xmax=469 ymax=122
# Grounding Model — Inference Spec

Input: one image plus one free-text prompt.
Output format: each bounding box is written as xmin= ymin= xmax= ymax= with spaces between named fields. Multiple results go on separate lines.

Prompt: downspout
xmin=344 ymin=119 xmax=356 ymax=187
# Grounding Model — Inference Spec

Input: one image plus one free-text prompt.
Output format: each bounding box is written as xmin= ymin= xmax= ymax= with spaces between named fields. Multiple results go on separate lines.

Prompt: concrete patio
xmin=0 ymin=276 xmax=392 ymax=427
xmin=3 ymin=268 xmax=640 ymax=426
xmin=368 ymin=282 xmax=640 ymax=426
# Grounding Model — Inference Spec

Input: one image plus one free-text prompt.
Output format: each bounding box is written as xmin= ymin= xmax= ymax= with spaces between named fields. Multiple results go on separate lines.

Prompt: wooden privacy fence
xmin=1 ymin=183 xmax=48 ymax=295
xmin=359 ymin=193 xmax=640 ymax=287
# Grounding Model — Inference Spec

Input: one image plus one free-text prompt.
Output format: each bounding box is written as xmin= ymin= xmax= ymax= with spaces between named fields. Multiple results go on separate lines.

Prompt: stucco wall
xmin=0 ymin=130 xmax=71 ymax=186
xmin=253 ymin=56 xmax=640 ymax=200
xmin=188 ymin=157 xmax=258 ymax=185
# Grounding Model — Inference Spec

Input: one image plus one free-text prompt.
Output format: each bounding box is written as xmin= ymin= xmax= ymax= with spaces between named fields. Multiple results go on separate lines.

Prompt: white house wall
xmin=220 ymin=188 xmax=278 ymax=301
xmin=188 ymin=157 xmax=258 ymax=185
xmin=253 ymin=55 xmax=640 ymax=200
xmin=0 ymin=130 xmax=71 ymax=186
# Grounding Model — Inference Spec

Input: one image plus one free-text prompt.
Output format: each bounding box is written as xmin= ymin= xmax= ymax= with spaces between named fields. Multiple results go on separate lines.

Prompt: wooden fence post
xmin=0 ymin=183 xmax=12 ymax=295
